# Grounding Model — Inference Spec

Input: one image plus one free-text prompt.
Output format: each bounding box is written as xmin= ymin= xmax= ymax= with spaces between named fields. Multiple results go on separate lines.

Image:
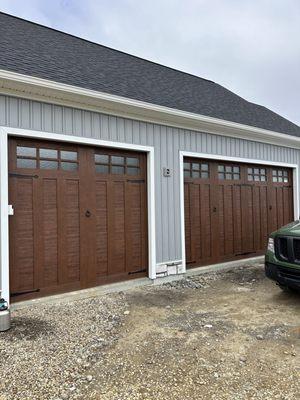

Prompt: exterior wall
xmin=1 ymin=94 xmax=300 ymax=266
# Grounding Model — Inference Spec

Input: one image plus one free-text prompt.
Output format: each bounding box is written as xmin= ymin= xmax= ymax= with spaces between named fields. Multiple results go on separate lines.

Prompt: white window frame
xmin=0 ymin=126 xmax=156 ymax=304
xmin=179 ymin=151 xmax=300 ymax=272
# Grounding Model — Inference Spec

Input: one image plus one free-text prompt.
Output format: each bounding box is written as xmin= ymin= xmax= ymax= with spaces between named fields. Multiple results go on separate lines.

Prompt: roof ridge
xmin=0 ymin=11 xmax=216 ymax=84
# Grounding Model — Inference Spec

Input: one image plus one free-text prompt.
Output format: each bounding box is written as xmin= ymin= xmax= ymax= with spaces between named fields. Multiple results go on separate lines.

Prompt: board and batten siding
xmin=1 ymin=94 xmax=300 ymax=265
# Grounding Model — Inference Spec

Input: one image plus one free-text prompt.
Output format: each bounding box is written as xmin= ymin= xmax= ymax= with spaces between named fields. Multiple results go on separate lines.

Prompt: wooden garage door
xmin=184 ymin=158 xmax=294 ymax=267
xmin=9 ymin=138 xmax=148 ymax=301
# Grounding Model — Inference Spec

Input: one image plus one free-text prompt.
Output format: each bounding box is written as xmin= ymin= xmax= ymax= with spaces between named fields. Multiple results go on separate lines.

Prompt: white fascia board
xmin=1 ymin=69 xmax=300 ymax=150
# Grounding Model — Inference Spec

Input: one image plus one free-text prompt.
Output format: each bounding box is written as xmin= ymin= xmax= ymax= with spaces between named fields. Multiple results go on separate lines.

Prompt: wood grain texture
xmin=9 ymin=138 xmax=148 ymax=301
xmin=184 ymin=158 xmax=294 ymax=267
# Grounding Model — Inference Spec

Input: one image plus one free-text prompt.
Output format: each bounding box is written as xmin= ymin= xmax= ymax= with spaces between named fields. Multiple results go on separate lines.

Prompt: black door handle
xmin=85 ymin=210 xmax=91 ymax=218
xmin=213 ymin=206 xmax=217 ymax=213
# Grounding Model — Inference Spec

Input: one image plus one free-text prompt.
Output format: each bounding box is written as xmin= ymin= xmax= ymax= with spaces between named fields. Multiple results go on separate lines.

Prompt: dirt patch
xmin=1 ymin=262 xmax=300 ymax=400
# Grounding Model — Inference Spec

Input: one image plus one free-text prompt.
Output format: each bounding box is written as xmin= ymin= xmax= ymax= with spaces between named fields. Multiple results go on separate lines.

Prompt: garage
xmin=8 ymin=138 xmax=148 ymax=300
xmin=184 ymin=158 xmax=294 ymax=268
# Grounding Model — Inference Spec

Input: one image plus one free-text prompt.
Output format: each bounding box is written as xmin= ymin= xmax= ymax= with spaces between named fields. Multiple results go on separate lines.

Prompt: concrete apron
xmin=11 ymin=256 xmax=264 ymax=311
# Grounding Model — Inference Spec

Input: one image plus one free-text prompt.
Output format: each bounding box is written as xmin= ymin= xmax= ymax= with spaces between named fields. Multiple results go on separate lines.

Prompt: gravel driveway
xmin=1 ymin=262 xmax=299 ymax=400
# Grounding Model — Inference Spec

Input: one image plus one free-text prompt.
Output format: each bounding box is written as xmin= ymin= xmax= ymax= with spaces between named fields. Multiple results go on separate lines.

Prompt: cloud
xmin=1 ymin=0 xmax=299 ymax=124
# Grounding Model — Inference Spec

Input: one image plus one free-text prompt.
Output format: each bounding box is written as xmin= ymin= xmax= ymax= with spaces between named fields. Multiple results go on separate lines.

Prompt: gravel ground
xmin=1 ymin=262 xmax=300 ymax=399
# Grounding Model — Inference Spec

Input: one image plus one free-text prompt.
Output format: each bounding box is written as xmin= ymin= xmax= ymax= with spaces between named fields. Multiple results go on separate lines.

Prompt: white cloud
xmin=1 ymin=0 xmax=299 ymax=124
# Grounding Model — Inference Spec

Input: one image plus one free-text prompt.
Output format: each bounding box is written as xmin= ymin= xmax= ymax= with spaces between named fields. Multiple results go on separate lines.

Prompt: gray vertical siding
xmin=1 ymin=94 xmax=300 ymax=264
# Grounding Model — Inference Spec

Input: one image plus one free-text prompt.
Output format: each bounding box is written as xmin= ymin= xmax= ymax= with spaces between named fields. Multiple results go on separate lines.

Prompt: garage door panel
xmin=126 ymin=182 xmax=145 ymax=273
xmin=190 ymin=184 xmax=201 ymax=262
xmin=232 ymin=185 xmax=242 ymax=255
xmin=42 ymin=179 xmax=58 ymax=287
xmin=11 ymin=178 xmax=35 ymax=293
xmin=200 ymin=184 xmax=213 ymax=260
xmin=224 ymin=185 xmax=234 ymax=256
xmin=95 ymin=181 xmax=109 ymax=277
xmin=110 ymin=181 xmax=126 ymax=274
xmin=241 ymin=185 xmax=254 ymax=254
xmin=185 ymin=158 xmax=294 ymax=268
xmin=9 ymin=138 xmax=148 ymax=301
xmin=184 ymin=183 xmax=192 ymax=264
xmin=252 ymin=186 xmax=262 ymax=252
xmin=64 ymin=180 xmax=81 ymax=283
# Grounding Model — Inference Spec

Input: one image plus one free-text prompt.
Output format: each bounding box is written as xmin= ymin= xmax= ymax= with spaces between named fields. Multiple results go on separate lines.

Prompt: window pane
xmin=284 ymin=177 xmax=288 ymax=183
xmin=233 ymin=174 xmax=240 ymax=180
xmin=218 ymin=165 xmax=224 ymax=172
xmin=225 ymin=173 xmax=232 ymax=180
xmin=283 ymin=170 xmax=288 ymax=177
xmin=61 ymin=151 xmax=77 ymax=161
xmin=261 ymin=176 xmax=266 ymax=182
xmin=17 ymin=146 xmax=36 ymax=157
xmin=40 ymin=149 xmax=58 ymax=159
xmin=248 ymin=175 xmax=253 ymax=181
xmin=184 ymin=170 xmax=190 ymax=177
xmin=278 ymin=170 xmax=283 ymax=176
xmin=201 ymin=164 xmax=208 ymax=171
xmin=225 ymin=166 xmax=232 ymax=173
xmin=112 ymin=166 xmax=125 ymax=174
xmin=247 ymin=168 xmax=253 ymax=174
xmin=17 ymin=158 xmax=36 ymax=169
xmin=192 ymin=171 xmax=200 ymax=178
xmin=95 ymin=154 xmax=109 ymax=164
xmin=201 ymin=172 xmax=209 ymax=179
xmin=218 ymin=173 xmax=225 ymax=180
xmin=40 ymin=160 xmax=58 ymax=170
xmin=272 ymin=170 xmax=277 ymax=176
xmin=254 ymin=175 xmax=259 ymax=181
xmin=192 ymin=163 xmax=200 ymax=170
xmin=233 ymin=166 xmax=240 ymax=173
xmin=278 ymin=177 xmax=283 ymax=182
xmin=127 ymin=157 xmax=139 ymax=167
xmin=61 ymin=162 xmax=78 ymax=171
xmin=260 ymin=169 xmax=266 ymax=175
xmin=96 ymin=164 xmax=109 ymax=174
xmin=184 ymin=162 xmax=190 ymax=169
xmin=111 ymin=156 xmax=124 ymax=165
xmin=127 ymin=167 xmax=139 ymax=175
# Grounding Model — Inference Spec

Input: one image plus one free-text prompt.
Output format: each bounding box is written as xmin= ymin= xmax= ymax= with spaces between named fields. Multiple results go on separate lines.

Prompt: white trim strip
xmin=0 ymin=128 xmax=9 ymax=303
xmin=0 ymin=126 xmax=157 ymax=303
xmin=179 ymin=150 xmax=300 ymax=272
xmin=1 ymin=69 xmax=300 ymax=150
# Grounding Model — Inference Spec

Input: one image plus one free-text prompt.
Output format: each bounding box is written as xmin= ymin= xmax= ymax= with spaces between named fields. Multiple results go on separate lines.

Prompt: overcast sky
xmin=1 ymin=0 xmax=300 ymax=125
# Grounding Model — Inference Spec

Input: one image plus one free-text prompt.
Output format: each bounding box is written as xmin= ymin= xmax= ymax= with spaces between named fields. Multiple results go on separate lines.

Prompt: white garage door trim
xmin=0 ymin=126 xmax=156 ymax=304
xmin=179 ymin=150 xmax=300 ymax=273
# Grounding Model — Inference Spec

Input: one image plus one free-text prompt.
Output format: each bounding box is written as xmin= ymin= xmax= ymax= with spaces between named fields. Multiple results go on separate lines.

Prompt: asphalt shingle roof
xmin=0 ymin=11 xmax=299 ymax=137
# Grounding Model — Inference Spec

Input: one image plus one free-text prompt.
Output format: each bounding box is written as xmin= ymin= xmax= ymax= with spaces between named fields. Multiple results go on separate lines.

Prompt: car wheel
xmin=278 ymin=284 xmax=297 ymax=293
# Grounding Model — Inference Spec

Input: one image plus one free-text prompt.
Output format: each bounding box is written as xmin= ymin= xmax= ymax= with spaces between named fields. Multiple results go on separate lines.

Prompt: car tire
xmin=278 ymin=284 xmax=297 ymax=293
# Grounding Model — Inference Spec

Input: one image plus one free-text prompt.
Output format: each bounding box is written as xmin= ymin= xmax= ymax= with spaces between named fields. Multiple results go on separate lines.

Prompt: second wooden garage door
xmin=184 ymin=158 xmax=294 ymax=267
xmin=9 ymin=138 xmax=148 ymax=301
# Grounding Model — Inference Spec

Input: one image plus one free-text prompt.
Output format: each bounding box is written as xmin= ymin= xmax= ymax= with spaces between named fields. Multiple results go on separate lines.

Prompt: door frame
xmin=0 ymin=126 xmax=156 ymax=304
xmin=179 ymin=151 xmax=300 ymax=273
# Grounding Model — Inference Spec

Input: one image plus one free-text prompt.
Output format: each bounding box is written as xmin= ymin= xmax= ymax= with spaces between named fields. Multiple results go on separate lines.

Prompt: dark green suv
xmin=265 ymin=221 xmax=300 ymax=292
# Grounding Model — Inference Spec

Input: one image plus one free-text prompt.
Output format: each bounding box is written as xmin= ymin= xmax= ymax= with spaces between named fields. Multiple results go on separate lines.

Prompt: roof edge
xmin=0 ymin=68 xmax=300 ymax=150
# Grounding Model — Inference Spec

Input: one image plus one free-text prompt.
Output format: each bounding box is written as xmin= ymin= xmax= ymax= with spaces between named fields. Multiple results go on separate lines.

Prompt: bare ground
xmin=1 ymin=262 xmax=300 ymax=399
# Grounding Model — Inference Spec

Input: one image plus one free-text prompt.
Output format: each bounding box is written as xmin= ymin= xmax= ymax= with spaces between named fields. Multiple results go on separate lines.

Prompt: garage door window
xmin=272 ymin=169 xmax=289 ymax=183
xmin=95 ymin=153 xmax=141 ymax=175
xmin=247 ymin=167 xmax=267 ymax=182
xmin=16 ymin=145 xmax=78 ymax=171
xmin=184 ymin=161 xmax=209 ymax=178
xmin=218 ymin=165 xmax=240 ymax=180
